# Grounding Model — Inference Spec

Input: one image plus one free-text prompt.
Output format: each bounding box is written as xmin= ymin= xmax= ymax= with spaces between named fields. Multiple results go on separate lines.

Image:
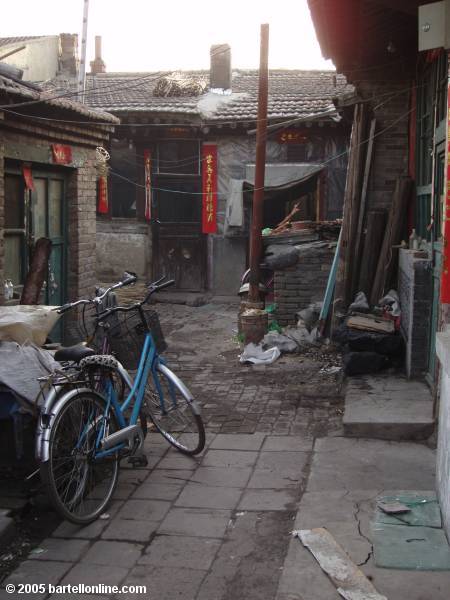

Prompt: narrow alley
xmin=1 ymin=300 xmax=447 ymax=600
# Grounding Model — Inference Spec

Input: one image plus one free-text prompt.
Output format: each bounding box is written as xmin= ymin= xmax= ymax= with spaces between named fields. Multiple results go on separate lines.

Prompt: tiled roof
xmin=0 ymin=36 xmax=46 ymax=48
xmin=61 ymin=69 xmax=353 ymax=123
xmin=0 ymin=74 xmax=119 ymax=124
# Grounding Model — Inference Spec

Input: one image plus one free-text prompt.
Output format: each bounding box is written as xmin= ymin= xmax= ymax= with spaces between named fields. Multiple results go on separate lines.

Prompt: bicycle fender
xmin=156 ymin=363 xmax=201 ymax=416
xmin=36 ymin=387 xmax=104 ymax=463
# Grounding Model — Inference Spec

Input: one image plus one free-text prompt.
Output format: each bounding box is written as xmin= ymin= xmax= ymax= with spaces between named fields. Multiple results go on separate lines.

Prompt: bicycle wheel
xmin=144 ymin=367 xmax=205 ymax=455
xmin=40 ymin=391 xmax=119 ymax=524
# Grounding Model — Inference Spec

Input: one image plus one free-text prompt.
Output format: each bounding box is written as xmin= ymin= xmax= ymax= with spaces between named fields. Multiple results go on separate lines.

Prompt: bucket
xmin=240 ymin=309 xmax=268 ymax=345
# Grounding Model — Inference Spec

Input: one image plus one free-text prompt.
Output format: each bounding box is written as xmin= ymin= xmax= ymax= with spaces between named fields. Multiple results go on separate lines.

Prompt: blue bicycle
xmin=38 ymin=276 xmax=205 ymax=524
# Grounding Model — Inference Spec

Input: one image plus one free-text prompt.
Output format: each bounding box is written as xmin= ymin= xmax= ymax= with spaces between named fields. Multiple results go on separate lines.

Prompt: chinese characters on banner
xmin=97 ymin=176 xmax=108 ymax=214
xmin=144 ymin=150 xmax=152 ymax=221
xmin=202 ymin=144 xmax=217 ymax=234
xmin=277 ymin=129 xmax=308 ymax=144
xmin=51 ymin=144 xmax=72 ymax=165
xmin=440 ymin=52 xmax=450 ymax=302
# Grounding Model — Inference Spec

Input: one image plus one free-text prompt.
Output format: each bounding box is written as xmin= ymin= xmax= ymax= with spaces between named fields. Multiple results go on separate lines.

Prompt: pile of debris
xmin=153 ymin=73 xmax=207 ymax=97
xmin=334 ymin=290 xmax=404 ymax=375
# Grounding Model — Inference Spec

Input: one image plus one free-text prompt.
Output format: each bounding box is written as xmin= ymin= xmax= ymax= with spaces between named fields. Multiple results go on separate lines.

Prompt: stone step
xmin=343 ymin=374 xmax=435 ymax=441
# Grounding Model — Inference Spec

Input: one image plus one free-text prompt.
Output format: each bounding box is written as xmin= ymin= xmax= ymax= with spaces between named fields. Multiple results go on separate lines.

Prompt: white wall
xmin=436 ymin=327 xmax=450 ymax=539
xmin=2 ymin=37 xmax=59 ymax=81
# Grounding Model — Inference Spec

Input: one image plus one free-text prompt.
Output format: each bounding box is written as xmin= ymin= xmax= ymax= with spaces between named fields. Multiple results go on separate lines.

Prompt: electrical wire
xmin=0 ymin=43 xmax=233 ymax=110
xmin=107 ymin=103 xmax=415 ymax=197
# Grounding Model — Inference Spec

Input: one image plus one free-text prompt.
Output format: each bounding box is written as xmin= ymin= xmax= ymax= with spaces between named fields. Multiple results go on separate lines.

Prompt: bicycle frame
xmin=93 ymin=330 xmax=179 ymax=460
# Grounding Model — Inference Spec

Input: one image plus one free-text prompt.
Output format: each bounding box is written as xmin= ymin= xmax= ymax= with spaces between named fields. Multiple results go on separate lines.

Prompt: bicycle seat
xmin=54 ymin=344 xmax=96 ymax=363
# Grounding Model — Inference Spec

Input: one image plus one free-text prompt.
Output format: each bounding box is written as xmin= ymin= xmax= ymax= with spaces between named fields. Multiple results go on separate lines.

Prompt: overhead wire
xmin=108 ymin=103 xmax=415 ymax=197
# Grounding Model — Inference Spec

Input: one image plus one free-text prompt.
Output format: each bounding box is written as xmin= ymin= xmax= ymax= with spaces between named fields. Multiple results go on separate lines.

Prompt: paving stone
xmin=247 ymin=469 xmax=301 ymax=489
xmin=307 ymin=437 xmax=436 ymax=492
xmin=156 ymin=453 xmax=201 ymax=470
xmin=255 ymin=451 xmax=309 ymax=477
xmin=117 ymin=499 xmax=171 ymax=522
xmin=61 ymin=563 xmax=129 ymax=587
xmin=81 ymin=540 xmax=143 ymax=567
xmin=101 ymin=519 xmax=159 ymax=543
xmin=149 ymin=469 xmax=193 ymax=485
xmin=138 ymin=535 xmax=220 ymax=570
xmin=131 ymin=482 xmax=183 ymax=501
xmin=158 ymin=507 xmax=231 ymax=538
xmin=120 ymin=565 xmax=205 ymax=600
xmin=201 ymin=449 xmax=258 ymax=468
xmin=238 ymin=489 xmax=299 ymax=511
xmin=209 ymin=434 xmax=266 ymax=450
xmin=175 ymin=483 xmax=243 ymax=509
xmin=28 ymin=538 xmax=90 ymax=562
xmin=190 ymin=466 xmax=252 ymax=487
xmin=52 ymin=518 xmax=108 ymax=540
xmin=2 ymin=560 xmax=71 ymax=600
xmin=262 ymin=435 xmax=313 ymax=452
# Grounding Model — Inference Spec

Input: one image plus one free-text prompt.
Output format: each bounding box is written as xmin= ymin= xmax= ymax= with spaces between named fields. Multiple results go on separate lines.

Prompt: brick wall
xmin=0 ymin=120 xmax=110 ymax=329
xmin=274 ymin=242 xmax=336 ymax=326
xmin=356 ymin=80 xmax=410 ymax=211
xmin=398 ymin=248 xmax=432 ymax=377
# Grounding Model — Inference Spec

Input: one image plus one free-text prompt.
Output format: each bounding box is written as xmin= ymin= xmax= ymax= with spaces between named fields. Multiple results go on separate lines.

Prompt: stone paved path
xmin=1 ymin=301 xmax=344 ymax=600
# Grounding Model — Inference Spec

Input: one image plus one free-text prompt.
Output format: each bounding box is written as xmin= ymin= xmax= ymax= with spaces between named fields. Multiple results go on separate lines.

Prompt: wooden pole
xmin=20 ymin=238 xmax=52 ymax=305
xmin=248 ymin=24 xmax=269 ymax=303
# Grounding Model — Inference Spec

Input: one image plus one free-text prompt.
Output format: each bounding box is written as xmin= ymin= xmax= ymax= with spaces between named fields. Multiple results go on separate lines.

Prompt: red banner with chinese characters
xmin=98 ymin=176 xmax=108 ymax=214
xmin=277 ymin=129 xmax=308 ymax=144
xmin=202 ymin=144 xmax=218 ymax=234
xmin=144 ymin=150 xmax=152 ymax=221
xmin=22 ymin=164 xmax=35 ymax=191
xmin=52 ymin=144 xmax=72 ymax=165
xmin=441 ymin=52 xmax=450 ymax=303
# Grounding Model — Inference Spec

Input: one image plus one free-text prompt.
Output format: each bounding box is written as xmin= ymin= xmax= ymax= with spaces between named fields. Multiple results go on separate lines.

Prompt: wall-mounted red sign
xmin=22 ymin=164 xmax=35 ymax=191
xmin=144 ymin=150 xmax=152 ymax=221
xmin=97 ymin=176 xmax=108 ymax=214
xmin=51 ymin=144 xmax=73 ymax=165
xmin=277 ymin=129 xmax=308 ymax=144
xmin=440 ymin=52 xmax=450 ymax=302
xmin=202 ymin=144 xmax=218 ymax=234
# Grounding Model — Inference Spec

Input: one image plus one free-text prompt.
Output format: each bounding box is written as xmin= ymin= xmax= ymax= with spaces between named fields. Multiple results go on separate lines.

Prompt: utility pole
xmin=77 ymin=0 xmax=90 ymax=101
xmin=248 ymin=24 xmax=269 ymax=303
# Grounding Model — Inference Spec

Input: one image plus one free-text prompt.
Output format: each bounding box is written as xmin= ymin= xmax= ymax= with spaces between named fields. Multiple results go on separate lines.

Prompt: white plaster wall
xmin=96 ymin=220 xmax=150 ymax=281
xmin=436 ymin=328 xmax=450 ymax=539
xmin=2 ymin=37 xmax=59 ymax=81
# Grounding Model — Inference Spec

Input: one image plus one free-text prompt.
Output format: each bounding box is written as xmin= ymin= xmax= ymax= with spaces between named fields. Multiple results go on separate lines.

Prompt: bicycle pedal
xmin=127 ymin=454 xmax=148 ymax=468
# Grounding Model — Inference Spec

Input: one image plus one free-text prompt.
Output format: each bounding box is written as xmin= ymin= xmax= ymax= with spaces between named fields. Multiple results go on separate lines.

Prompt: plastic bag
xmin=0 ymin=305 xmax=61 ymax=346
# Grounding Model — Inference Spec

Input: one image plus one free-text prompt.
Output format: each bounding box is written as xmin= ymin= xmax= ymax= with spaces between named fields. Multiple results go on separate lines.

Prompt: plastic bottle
xmin=409 ymin=229 xmax=419 ymax=250
xmin=7 ymin=280 xmax=14 ymax=300
xmin=4 ymin=280 xmax=9 ymax=300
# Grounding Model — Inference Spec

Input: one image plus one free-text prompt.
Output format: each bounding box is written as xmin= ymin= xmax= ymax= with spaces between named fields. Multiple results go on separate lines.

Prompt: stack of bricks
xmin=274 ymin=242 xmax=336 ymax=326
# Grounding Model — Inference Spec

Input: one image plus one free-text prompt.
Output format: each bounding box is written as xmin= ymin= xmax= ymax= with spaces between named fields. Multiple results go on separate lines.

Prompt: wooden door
xmin=152 ymin=177 xmax=205 ymax=291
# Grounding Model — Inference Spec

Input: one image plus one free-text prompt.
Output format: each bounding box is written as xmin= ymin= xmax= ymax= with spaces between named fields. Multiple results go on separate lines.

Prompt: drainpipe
xmin=441 ymin=51 xmax=450 ymax=319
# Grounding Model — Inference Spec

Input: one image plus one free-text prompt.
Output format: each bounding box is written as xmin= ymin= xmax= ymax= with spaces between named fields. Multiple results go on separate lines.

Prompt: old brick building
xmin=308 ymin=0 xmax=450 ymax=540
xmin=0 ymin=69 xmax=117 ymax=336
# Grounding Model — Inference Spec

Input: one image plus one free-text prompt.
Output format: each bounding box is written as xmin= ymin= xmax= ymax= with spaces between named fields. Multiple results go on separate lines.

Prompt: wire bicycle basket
xmin=105 ymin=307 xmax=167 ymax=370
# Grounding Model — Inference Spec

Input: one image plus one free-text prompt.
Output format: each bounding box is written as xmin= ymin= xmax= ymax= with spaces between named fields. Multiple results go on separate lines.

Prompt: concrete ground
xmin=1 ymin=301 xmax=449 ymax=600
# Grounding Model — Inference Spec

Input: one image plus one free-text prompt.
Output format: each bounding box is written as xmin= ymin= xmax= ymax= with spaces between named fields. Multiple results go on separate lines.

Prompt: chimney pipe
xmin=210 ymin=44 xmax=231 ymax=91
xmin=90 ymin=35 xmax=106 ymax=74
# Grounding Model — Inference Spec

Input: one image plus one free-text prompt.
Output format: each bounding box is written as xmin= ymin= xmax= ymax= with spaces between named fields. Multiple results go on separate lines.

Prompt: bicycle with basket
xmin=36 ymin=273 xmax=205 ymax=524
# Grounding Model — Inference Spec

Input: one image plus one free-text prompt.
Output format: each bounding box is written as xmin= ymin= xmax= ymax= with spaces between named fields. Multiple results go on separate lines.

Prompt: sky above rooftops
xmin=1 ymin=0 xmax=333 ymax=72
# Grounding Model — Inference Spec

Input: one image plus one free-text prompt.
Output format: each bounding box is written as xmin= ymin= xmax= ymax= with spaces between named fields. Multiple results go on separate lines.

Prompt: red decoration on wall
xmin=144 ymin=150 xmax=152 ymax=221
xmin=202 ymin=144 xmax=218 ymax=234
xmin=22 ymin=165 xmax=35 ymax=191
xmin=440 ymin=52 xmax=450 ymax=303
xmin=51 ymin=144 xmax=72 ymax=165
xmin=98 ymin=176 xmax=109 ymax=214
xmin=277 ymin=129 xmax=308 ymax=144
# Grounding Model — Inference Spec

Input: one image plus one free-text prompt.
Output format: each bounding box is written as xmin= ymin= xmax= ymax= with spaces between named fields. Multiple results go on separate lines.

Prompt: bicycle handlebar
xmin=55 ymin=271 xmax=138 ymax=314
